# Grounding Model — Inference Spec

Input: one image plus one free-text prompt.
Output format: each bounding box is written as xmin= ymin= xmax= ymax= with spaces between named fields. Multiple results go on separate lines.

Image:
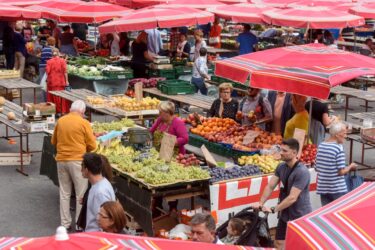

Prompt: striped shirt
xmin=39 ymin=46 xmax=53 ymax=68
xmin=316 ymin=142 xmax=347 ymax=194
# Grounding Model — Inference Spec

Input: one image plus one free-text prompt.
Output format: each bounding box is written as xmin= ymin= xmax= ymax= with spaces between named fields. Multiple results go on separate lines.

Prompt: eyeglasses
xmin=221 ymin=91 xmax=231 ymax=94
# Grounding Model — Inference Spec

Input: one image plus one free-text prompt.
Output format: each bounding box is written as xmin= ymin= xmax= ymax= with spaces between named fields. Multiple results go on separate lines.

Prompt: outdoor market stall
xmin=0 ymin=76 xmax=41 ymax=105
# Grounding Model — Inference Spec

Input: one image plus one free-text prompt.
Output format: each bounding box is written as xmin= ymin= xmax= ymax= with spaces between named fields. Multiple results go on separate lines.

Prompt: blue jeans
xmin=191 ymin=77 xmax=207 ymax=95
xmin=320 ymin=192 xmax=346 ymax=206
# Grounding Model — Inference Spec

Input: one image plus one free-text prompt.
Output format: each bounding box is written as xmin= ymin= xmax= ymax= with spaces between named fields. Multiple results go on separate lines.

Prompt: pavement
xmin=0 ymin=88 xmax=374 ymax=237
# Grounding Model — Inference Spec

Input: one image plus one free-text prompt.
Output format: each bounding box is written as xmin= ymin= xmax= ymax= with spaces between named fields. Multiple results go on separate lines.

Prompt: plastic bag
xmin=345 ymin=170 xmax=364 ymax=192
xmin=40 ymin=73 xmax=47 ymax=91
xmin=169 ymin=224 xmax=191 ymax=240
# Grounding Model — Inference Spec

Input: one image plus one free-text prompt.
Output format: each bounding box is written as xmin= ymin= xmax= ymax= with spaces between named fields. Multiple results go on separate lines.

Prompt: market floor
xmin=0 ymin=88 xmax=374 ymax=237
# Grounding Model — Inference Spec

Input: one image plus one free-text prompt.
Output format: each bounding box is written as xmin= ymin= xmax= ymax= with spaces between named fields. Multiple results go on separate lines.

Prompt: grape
xmin=92 ymin=118 xmax=135 ymax=133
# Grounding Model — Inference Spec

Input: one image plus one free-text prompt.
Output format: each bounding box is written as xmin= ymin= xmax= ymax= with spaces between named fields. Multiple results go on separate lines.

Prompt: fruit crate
xmin=231 ymin=149 xmax=260 ymax=159
xmin=188 ymin=133 xmax=208 ymax=148
xmin=102 ymin=70 xmax=133 ymax=79
xmin=171 ymin=59 xmax=187 ymax=66
xmin=149 ymin=69 xmax=176 ymax=80
xmin=158 ymin=79 xmax=195 ymax=95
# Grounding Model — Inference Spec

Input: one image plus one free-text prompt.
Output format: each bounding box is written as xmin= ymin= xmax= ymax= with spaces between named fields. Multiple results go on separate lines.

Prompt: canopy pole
xmin=307 ymin=98 xmax=313 ymax=145
xmin=95 ymin=24 xmax=98 ymax=52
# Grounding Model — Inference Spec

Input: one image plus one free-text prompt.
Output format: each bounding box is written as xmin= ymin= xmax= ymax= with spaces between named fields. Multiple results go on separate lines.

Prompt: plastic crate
xmin=102 ymin=70 xmax=133 ymax=79
xmin=188 ymin=133 xmax=208 ymax=148
xmin=174 ymin=66 xmax=192 ymax=77
xmin=159 ymin=80 xmax=195 ymax=95
xmin=149 ymin=69 xmax=176 ymax=79
xmin=171 ymin=59 xmax=187 ymax=66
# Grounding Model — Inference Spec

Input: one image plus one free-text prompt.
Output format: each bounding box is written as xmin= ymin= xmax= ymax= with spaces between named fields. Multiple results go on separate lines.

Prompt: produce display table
xmin=49 ymin=89 xmax=159 ymax=121
xmin=347 ymin=134 xmax=375 ymax=170
xmin=0 ymin=77 xmax=41 ymax=105
xmin=331 ymin=86 xmax=375 ymax=120
xmin=68 ymin=74 xmax=129 ymax=96
xmin=350 ymin=111 xmax=375 ymax=121
xmin=206 ymin=46 xmax=236 ymax=54
xmin=112 ymin=166 xmax=209 ymax=236
xmin=185 ymin=144 xmax=233 ymax=163
xmin=143 ymin=88 xmax=215 ymax=111
xmin=0 ymin=100 xmax=45 ymax=176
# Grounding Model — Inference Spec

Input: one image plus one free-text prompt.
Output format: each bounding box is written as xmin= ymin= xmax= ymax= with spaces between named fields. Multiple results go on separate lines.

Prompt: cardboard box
xmin=23 ymin=121 xmax=48 ymax=132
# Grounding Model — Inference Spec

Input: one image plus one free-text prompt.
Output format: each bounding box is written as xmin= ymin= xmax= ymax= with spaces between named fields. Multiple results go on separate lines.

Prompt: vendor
xmin=268 ymin=91 xmax=294 ymax=135
xmin=208 ymin=83 xmax=238 ymax=120
xmin=236 ymin=87 xmax=273 ymax=127
xmin=131 ymin=31 xmax=154 ymax=78
xmin=58 ymin=25 xmax=78 ymax=56
xmin=107 ymin=33 xmax=120 ymax=56
xmin=284 ymin=94 xmax=309 ymax=140
xmin=176 ymin=33 xmax=191 ymax=59
xmin=150 ymin=101 xmax=188 ymax=154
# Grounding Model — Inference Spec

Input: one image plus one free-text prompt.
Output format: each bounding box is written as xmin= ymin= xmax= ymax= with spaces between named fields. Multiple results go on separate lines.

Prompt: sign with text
xmin=242 ymin=130 xmax=261 ymax=145
xmin=134 ymin=82 xmax=143 ymax=102
xmin=159 ymin=132 xmax=176 ymax=162
xmin=201 ymin=145 xmax=217 ymax=167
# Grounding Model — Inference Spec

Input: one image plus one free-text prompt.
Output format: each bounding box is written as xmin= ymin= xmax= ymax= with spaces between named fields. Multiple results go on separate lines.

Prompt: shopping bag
xmin=345 ymin=170 xmax=364 ymax=192
xmin=40 ymin=73 xmax=47 ymax=91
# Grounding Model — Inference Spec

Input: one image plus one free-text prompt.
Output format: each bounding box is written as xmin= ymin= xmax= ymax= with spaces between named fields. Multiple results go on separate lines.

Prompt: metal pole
xmin=307 ymin=98 xmax=313 ymax=145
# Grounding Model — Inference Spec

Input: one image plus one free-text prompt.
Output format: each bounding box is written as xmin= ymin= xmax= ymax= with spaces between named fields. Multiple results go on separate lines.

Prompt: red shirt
xmin=46 ymin=57 xmax=67 ymax=88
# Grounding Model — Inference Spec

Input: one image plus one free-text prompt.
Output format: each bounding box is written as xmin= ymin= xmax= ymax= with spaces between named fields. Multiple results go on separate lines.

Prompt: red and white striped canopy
xmin=208 ymin=4 xmax=272 ymax=24
xmin=250 ymin=0 xmax=299 ymax=8
xmin=0 ymin=3 xmax=40 ymax=19
xmin=27 ymin=1 xmax=131 ymax=23
xmin=262 ymin=7 xmax=365 ymax=29
xmin=349 ymin=3 xmax=375 ymax=19
xmin=0 ymin=0 xmax=48 ymax=7
xmin=289 ymin=0 xmax=358 ymax=11
xmin=99 ymin=7 xmax=214 ymax=33
xmin=156 ymin=0 xmax=226 ymax=9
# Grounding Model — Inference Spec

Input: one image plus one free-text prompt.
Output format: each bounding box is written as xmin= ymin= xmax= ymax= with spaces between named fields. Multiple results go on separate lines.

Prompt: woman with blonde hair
xmin=131 ymin=31 xmax=154 ymax=78
xmin=150 ymin=101 xmax=188 ymax=154
xmin=98 ymin=201 xmax=127 ymax=233
xmin=193 ymin=29 xmax=206 ymax=60
xmin=209 ymin=82 xmax=238 ymax=120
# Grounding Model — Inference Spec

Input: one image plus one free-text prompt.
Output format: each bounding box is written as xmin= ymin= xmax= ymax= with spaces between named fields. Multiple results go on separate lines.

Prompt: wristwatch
xmin=271 ymin=207 xmax=276 ymax=214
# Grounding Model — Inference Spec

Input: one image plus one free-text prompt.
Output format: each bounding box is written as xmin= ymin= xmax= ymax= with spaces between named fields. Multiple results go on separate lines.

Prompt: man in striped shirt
xmin=315 ymin=122 xmax=356 ymax=206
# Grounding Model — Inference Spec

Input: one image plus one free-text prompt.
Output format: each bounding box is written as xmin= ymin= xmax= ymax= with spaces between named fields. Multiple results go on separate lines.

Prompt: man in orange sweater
xmin=51 ymin=100 xmax=96 ymax=231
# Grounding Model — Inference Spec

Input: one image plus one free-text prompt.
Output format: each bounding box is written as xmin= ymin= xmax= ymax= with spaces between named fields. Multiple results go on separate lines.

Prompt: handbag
xmin=345 ymin=170 xmax=364 ymax=192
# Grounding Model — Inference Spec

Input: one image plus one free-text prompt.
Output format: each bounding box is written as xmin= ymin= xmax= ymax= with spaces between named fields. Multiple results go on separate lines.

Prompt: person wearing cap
xmin=51 ymin=100 xmax=97 ymax=232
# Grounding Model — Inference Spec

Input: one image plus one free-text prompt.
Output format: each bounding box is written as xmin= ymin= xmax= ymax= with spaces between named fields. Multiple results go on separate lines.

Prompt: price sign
xmin=159 ymin=132 xmax=177 ymax=162
xmin=242 ymin=130 xmax=260 ymax=145
xmin=201 ymin=145 xmax=217 ymax=167
xmin=293 ymin=128 xmax=306 ymax=158
xmin=134 ymin=82 xmax=143 ymax=102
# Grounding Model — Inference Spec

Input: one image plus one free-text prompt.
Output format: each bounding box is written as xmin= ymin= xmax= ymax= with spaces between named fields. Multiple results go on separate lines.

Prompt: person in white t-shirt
xmin=108 ymin=33 xmax=120 ymax=56
xmin=190 ymin=213 xmax=223 ymax=245
xmin=191 ymin=47 xmax=209 ymax=95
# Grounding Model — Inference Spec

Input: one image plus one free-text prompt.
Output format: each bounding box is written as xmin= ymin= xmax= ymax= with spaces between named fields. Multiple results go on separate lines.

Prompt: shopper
xmin=81 ymin=153 xmax=116 ymax=232
xmin=193 ymin=29 xmax=207 ymax=61
xmin=191 ymin=47 xmax=210 ymax=95
xmin=98 ymin=201 xmax=127 ymax=234
xmin=3 ymin=22 xmax=15 ymax=69
xmin=284 ymin=94 xmax=309 ymax=140
xmin=46 ymin=48 xmax=70 ymax=114
xmin=14 ymin=23 xmax=27 ymax=78
xmin=119 ymin=32 xmax=130 ymax=56
xmin=150 ymin=101 xmax=188 ymax=155
xmin=305 ymin=99 xmax=336 ymax=145
xmin=176 ymin=33 xmax=191 ymax=59
xmin=209 ymin=18 xmax=222 ymax=49
xmin=236 ymin=87 xmax=273 ymax=127
xmin=37 ymin=20 xmax=51 ymax=45
xmin=257 ymin=138 xmax=312 ymax=250
xmin=21 ymin=21 xmax=34 ymax=42
xmin=209 ymin=82 xmax=238 ymax=120
xmin=316 ymin=122 xmax=356 ymax=206
xmin=236 ymin=24 xmax=258 ymax=55
xmin=107 ymin=33 xmax=120 ymax=56
xmin=47 ymin=20 xmax=61 ymax=47
xmin=51 ymin=100 xmax=97 ymax=231
xmin=145 ymin=28 xmax=162 ymax=55
xmin=268 ymin=91 xmax=294 ymax=135
xmin=77 ymin=155 xmax=113 ymax=231
xmin=190 ymin=213 xmax=223 ymax=244
xmin=131 ymin=31 xmax=154 ymax=78
xmin=59 ymin=25 xmax=78 ymax=56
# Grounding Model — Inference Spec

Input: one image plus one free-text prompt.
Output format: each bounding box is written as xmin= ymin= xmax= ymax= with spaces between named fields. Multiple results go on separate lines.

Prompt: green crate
xmin=102 ymin=70 xmax=133 ymax=79
xmin=174 ymin=66 xmax=192 ymax=76
xmin=159 ymin=80 xmax=195 ymax=95
xmin=188 ymin=133 xmax=208 ymax=148
xmin=149 ymin=69 xmax=176 ymax=79
xmin=171 ymin=59 xmax=187 ymax=66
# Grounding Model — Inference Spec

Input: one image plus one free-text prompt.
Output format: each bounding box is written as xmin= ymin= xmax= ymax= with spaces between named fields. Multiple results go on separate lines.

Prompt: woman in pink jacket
xmin=150 ymin=101 xmax=188 ymax=154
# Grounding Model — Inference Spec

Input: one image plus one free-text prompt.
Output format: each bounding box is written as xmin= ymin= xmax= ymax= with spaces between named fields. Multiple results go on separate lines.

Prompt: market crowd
xmin=1 ymin=18 xmax=360 ymax=249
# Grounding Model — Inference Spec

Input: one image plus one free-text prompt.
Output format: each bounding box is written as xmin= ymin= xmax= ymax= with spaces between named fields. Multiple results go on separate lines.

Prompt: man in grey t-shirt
xmin=81 ymin=153 xmax=116 ymax=232
xmin=255 ymin=138 xmax=312 ymax=249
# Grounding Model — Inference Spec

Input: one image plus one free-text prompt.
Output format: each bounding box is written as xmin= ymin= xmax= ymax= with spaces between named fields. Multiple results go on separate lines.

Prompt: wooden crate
xmin=0 ymin=153 xmax=31 ymax=166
